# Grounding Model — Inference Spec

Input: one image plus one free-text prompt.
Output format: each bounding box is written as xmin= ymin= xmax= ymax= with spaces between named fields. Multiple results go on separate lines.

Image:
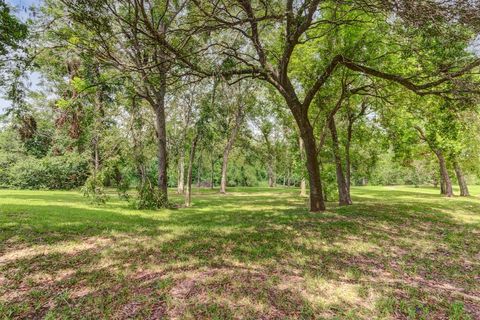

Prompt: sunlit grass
xmin=1 ymin=186 xmax=479 ymax=319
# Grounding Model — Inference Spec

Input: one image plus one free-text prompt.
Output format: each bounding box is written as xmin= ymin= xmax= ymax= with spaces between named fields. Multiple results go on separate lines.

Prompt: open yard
xmin=3 ymin=0 xmax=480 ymax=318
xmin=1 ymin=186 xmax=479 ymax=319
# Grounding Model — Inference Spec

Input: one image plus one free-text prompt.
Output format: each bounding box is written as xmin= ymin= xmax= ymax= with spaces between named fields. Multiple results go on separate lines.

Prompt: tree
xmin=0 ymin=0 xmax=28 ymax=98
xmin=415 ymin=125 xmax=454 ymax=197
xmin=52 ymin=0 xmax=204 ymax=205
xmin=217 ymin=81 xmax=250 ymax=194
xmin=187 ymin=0 xmax=480 ymax=211
xmin=0 ymin=0 xmax=27 ymax=62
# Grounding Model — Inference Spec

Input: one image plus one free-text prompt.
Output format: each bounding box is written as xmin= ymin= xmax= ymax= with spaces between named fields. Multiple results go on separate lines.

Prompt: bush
xmin=0 ymin=153 xmax=20 ymax=188
xmin=7 ymin=153 xmax=89 ymax=189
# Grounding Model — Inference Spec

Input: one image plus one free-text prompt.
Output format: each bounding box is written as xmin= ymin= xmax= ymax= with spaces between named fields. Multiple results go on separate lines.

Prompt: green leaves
xmin=0 ymin=0 xmax=28 ymax=56
xmin=55 ymin=98 xmax=71 ymax=110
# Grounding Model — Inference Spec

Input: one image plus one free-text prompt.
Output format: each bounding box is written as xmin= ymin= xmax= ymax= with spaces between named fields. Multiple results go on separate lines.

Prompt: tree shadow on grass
xmin=1 ymin=189 xmax=479 ymax=318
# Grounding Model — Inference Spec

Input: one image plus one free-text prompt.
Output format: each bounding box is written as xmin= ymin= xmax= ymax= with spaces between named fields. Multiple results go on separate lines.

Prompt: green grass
xmin=0 ymin=186 xmax=479 ymax=319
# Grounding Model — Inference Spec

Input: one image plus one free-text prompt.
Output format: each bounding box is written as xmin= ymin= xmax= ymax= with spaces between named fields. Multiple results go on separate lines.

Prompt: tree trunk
xmin=267 ymin=163 xmax=275 ymax=187
xmin=152 ymin=81 xmax=168 ymax=202
xmin=328 ymin=116 xmax=352 ymax=206
xmin=298 ymin=136 xmax=307 ymax=196
xmin=93 ymin=138 xmax=99 ymax=176
xmin=185 ymin=135 xmax=199 ymax=207
xmin=177 ymin=89 xmax=194 ymax=194
xmin=219 ymin=149 xmax=229 ymax=193
xmin=196 ymin=153 xmax=202 ymax=187
xmin=65 ymin=59 xmax=84 ymax=153
xmin=177 ymin=154 xmax=185 ymax=194
xmin=440 ymin=169 xmax=446 ymax=195
xmin=453 ymin=160 xmax=470 ymax=196
xmin=130 ymin=97 xmax=146 ymax=186
xmin=261 ymin=131 xmax=276 ymax=188
xmin=300 ymin=179 xmax=307 ymax=196
xmin=92 ymin=65 xmax=104 ymax=179
xmin=211 ymin=158 xmax=215 ymax=189
xmin=345 ymin=122 xmax=353 ymax=193
xmin=220 ymin=105 xmax=244 ymax=194
xmin=92 ymin=95 xmax=100 ymax=180
xmin=435 ymin=150 xmax=453 ymax=197
xmin=344 ymin=101 xmax=367 ymax=193
xmin=298 ymin=116 xmax=325 ymax=212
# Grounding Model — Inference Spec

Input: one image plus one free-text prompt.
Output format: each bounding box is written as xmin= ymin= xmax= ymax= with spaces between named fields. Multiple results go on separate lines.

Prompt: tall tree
xmin=53 ymin=0 xmax=203 ymax=204
xmin=0 ymin=1 xmax=27 ymax=57
xmin=218 ymin=82 xmax=249 ymax=194
xmin=187 ymin=0 xmax=480 ymax=211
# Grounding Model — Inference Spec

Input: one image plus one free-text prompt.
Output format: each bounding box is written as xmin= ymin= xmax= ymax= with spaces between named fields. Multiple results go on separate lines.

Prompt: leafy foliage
xmin=81 ymin=175 xmax=108 ymax=204
xmin=5 ymin=153 xmax=89 ymax=189
xmin=0 ymin=0 xmax=27 ymax=56
xmin=134 ymin=179 xmax=169 ymax=210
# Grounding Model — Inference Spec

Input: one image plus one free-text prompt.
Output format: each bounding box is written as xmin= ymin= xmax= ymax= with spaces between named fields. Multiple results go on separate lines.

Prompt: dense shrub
xmin=227 ymin=165 xmax=259 ymax=187
xmin=0 ymin=154 xmax=19 ymax=188
xmin=6 ymin=153 xmax=89 ymax=189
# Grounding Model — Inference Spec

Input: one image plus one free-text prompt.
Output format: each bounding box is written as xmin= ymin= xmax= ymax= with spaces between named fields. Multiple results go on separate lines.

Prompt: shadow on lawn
xmin=1 ymin=188 xmax=479 ymax=319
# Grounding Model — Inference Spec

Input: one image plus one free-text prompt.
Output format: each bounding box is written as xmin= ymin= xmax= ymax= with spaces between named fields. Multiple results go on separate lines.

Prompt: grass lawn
xmin=0 ymin=186 xmax=479 ymax=319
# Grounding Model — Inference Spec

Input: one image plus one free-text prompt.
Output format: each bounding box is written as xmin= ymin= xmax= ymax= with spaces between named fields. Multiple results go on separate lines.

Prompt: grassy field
xmin=0 ymin=186 xmax=479 ymax=319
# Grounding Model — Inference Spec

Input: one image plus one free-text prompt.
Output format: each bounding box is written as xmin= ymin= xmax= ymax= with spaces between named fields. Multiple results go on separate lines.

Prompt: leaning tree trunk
xmin=297 ymin=113 xmax=325 ymax=212
xmin=220 ymin=105 xmax=244 ymax=194
xmin=185 ymin=135 xmax=199 ymax=207
xmin=435 ymin=150 xmax=453 ymax=197
xmin=328 ymin=116 xmax=352 ymax=206
xmin=453 ymin=160 xmax=470 ymax=196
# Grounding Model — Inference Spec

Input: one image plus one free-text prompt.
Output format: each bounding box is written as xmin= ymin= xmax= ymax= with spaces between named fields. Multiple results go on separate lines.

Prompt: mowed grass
xmin=0 ymin=186 xmax=479 ymax=320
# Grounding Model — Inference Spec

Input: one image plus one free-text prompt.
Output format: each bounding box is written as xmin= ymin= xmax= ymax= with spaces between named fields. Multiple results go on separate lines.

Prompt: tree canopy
xmin=1 ymin=0 xmax=479 ymax=211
